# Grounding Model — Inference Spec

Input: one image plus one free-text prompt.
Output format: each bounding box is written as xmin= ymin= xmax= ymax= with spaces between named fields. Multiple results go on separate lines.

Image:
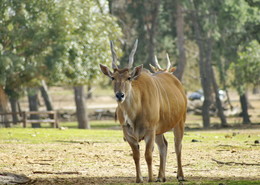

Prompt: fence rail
xmin=0 ymin=111 xmax=59 ymax=128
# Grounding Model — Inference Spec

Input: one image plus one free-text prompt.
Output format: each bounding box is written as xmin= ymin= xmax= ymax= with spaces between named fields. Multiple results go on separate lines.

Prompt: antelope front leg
xmin=129 ymin=141 xmax=143 ymax=183
xmin=144 ymin=131 xmax=155 ymax=182
xmin=123 ymin=127 xmax=143 ymax=183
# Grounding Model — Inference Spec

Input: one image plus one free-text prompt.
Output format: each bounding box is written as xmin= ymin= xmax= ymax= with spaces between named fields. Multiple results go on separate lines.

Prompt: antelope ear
xmin=169 ymin=67 xmax=176 ymax=73
xmin=100 ymin=64 xmax=112 ymax=78
xmin=130 ymin=64 xmax=143 ymax=80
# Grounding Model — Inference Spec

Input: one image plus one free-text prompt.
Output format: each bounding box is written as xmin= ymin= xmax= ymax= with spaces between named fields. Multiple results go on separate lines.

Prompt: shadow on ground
xmin=27 ymin=176 xmax=259 ymax=185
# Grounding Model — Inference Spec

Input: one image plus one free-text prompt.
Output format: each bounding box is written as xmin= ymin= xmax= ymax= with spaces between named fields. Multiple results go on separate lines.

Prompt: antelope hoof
xmin=156 ymin=177 xmax=166 ymax=182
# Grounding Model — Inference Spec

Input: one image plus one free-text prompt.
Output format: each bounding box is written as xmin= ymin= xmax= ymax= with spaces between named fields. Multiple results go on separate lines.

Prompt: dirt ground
xmin=1 ymin=128 xmax=260 ymax=185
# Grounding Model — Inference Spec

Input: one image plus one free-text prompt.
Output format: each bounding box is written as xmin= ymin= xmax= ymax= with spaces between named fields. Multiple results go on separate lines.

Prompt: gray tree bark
xmin=40 ymin=80 xmax=54 ymax=126
xmin=173 ymin=0 xmax=187 ymax=81
xmin=40 ymin=80 xmax=54 ymax=111
xmin=219 ymin=59 xmax=233 ymax=110
xmin=74 ymin=86 xmax=90 ymax=129
xmin=0 ymin=86 xmax=10 ymax=127
xmin=146 ymin=0 xmax=161 ymax=66
xmin=9 ymin=97 xmax=18 ymax=124
xmin=210 ymin=65 xmax=228 ymax=127
xmin=87 ymin=85 xmax=93 ymax=99
xmin=239 ymin=93 xmax=251 ymax=124
xmin=27 ymin=88 xmax=41 ymax=128
xmin=192 ymin=7 xmax=212 ymax=128
xmin=202 ymin=39 xmax=213 ymax=128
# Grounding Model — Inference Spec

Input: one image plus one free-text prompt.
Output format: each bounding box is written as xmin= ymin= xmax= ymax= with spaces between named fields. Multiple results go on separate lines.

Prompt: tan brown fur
xmin=100 ymin=41 xmax=186 ymax=183
xmin=116 ymin=70 xmax=186 ymax=141
xmin=101 ymin=64 xmax=186 ymax=182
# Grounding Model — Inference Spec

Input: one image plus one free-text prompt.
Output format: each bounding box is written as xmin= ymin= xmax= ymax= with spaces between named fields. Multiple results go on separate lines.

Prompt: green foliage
xmin=212 ymin=0 xmax=260 ymax=90
xmin=230 ymin=40 xmax=260 ymax=94
xmin=183 ymin=0 xmax=260 ymax=92
xmin=1 ymin=0 xmax=259 ymax=95
xmin=109 ymin=0 xmax=259 ymax=93
xmin=216 ymin=0 xmax=259 ymax=59
xmin=115 ymin=0 xmax=175 ymax=69
xmin=0 ymin=0 xmax=60 ymax=97
xmin=0 ymin=0 xmax=122 ymax=97
xmin=55 ymin=0 xmax=122 ymax=85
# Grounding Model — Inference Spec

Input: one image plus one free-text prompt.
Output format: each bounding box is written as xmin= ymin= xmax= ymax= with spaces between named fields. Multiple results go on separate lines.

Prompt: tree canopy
xmin=0 ymin=0 xmax=122 ymax=97
xmin=1 ymin=0 xmax=259 ymax=128
xmin=231 ymin=40 xmax=260 ymax=95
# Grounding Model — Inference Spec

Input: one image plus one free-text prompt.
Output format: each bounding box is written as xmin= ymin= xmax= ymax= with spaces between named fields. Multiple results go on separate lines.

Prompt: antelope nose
xmin=116 ymin=92 xmax=125 ymax=101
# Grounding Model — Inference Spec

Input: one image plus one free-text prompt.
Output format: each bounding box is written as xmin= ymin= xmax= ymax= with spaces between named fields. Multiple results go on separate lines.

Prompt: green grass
xmin=1 ymin=121 xmax=258 ymax=146
xmin=10 ymin=120 xmax=119 ymax=129
xmin=0 ymin=122 xmax=123 ymax=144
xmin=60 ymin=120 xmax=119 ymax=129
xmin=0 ymin=123 xmax=259 ymax=185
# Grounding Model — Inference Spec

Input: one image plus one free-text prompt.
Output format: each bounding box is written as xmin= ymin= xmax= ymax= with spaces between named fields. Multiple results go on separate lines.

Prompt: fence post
xmin=22 ymin=112 xmax=27 ymax=128
xmin=54 ymin=111 xmax=58 ymax=128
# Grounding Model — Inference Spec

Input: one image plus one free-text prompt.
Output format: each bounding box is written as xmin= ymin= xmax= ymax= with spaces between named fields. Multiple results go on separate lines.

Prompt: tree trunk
xmin=40 ymin=80 xmax=54 ymax=111
xmin=0 ymin=86 xmax=10 ymax=127
xmin=87 ymin=85 xmax=93 ymax=99
xmin=219 ymin=59 xmax=233 ymax=110
xmin=210 ymin=65 xmax=228 ymax=127
xmin=253 ymin=85 xmax=260 ymax=94
xmin=40 ymin=80 xmax=54 ymax=126
xmin=17 ymin=101 xmax=22 ymax=116
xmin=146 ymin=0 xmax=161 ymax=66
xmin=27 ymin=88 xmax=41 ymax=128
xmin=239 ymin=93 xmax=251 ymax=124
xmin=201 ymin=39 xmax=213 ymax=128
xmin=191 ymin=5 xmax=211 ymax=128
xmin=9 ymin=97 xmax=19 ymax=124
xmin=74 ymin=86 xmax=90 ymax=129
xmin=173 ymin=0 xmax=187 ymax=81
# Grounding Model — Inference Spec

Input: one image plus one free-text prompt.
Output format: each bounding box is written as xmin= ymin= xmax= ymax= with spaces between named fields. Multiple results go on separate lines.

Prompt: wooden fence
xmin=0 ymin=111 xmax=59 ymax=128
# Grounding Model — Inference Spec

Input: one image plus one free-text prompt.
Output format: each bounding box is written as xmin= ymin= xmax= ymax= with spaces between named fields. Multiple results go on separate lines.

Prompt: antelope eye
xmin=111 ymin=77 xmax=115 ymax=80
xmin=127 ymin=77 xmax=131 ymax=81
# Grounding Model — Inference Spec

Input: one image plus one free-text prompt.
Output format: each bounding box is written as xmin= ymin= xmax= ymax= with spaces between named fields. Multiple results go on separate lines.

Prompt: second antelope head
xmin=150 ymin=54 xmax=176 ymax=73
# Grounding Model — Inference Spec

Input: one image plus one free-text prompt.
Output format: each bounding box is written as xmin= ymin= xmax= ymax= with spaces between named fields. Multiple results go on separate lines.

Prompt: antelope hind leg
xmin=155 ymin=134 xmax=168 ymax=182
xmin=144 ymin=131 xmax=155 ymax=182
xmin=173 ymin=123 xmax=185 ymax=181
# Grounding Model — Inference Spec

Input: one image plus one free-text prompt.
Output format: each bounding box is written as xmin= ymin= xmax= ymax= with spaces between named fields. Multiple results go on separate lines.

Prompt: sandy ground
xmin=0 ymin=129 xmax=259 ymax=184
